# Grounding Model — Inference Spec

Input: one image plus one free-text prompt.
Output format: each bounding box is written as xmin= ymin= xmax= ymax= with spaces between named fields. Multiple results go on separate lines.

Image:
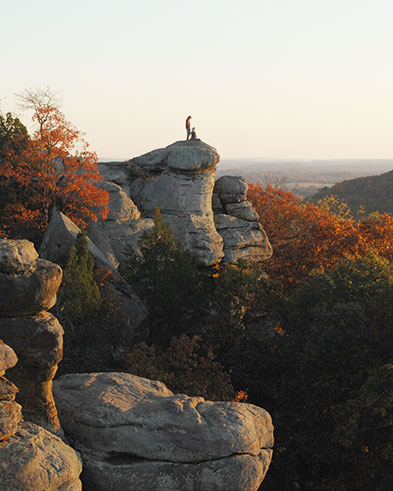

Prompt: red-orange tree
xmin=248 ymin=184 xmax=393 ymax=287
xmin=0 ymin=104 xmax=108 ymax=240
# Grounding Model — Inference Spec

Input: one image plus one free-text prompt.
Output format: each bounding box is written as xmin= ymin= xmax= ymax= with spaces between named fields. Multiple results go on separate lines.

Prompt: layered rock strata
xmin=0 ymin=239 xmax=64 ymax=436
xmin=213 ymin=176 xmax=273 ymax=264
xmin=54 ymin=372 xmax=274 ymax=491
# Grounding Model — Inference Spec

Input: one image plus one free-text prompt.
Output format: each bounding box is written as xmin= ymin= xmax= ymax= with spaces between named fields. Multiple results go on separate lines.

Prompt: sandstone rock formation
xmin=0 ymin=337 xmax=82 ymax=490
xmin=0 ymin=340 xmax=21 ymax=442
xmin=86 ymin=180 xmax=154 ymax=269
xmin=42 ymin=140 xmax=272 ymax=272
xmin=0 ymin=239 xmax=64 ymax=436
xmin=0 ymin=421 xmax=83 ymax=490
xmin=126 ymin=140 xmax=225 ymax=267
xmin=54 ymin=372 xmax=274 ymax=491
xmin=213 ymin=176 xmax=273 ymax=264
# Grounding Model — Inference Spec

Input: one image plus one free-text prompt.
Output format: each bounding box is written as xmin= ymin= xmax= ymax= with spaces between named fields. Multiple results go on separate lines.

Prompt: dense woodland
xmin=2 ymin=100 xmax=393 ymax=490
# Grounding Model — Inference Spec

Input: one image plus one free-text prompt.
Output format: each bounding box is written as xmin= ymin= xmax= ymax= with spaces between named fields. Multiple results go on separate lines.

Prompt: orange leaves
xmin=248 ymin=183 xmax=393 ymax=288
xmin=0 ymin=104 xmax=109 ymax=237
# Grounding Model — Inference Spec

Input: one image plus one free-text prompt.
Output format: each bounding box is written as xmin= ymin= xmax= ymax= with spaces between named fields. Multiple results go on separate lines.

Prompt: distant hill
xmin=311 ymin=168 xmax=393 ymax=215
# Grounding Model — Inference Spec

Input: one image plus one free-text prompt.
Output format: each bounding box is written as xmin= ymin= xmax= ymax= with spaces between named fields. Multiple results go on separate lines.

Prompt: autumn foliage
xmin=0 ymin=104 xmax=108 ymax=240
xmin=248 ymin=183 xmax=393 ymax=286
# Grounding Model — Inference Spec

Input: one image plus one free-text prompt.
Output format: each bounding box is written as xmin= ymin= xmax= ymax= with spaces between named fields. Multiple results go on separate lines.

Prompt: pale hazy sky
xmin=2 ymin=0 xmax=393 ymax=159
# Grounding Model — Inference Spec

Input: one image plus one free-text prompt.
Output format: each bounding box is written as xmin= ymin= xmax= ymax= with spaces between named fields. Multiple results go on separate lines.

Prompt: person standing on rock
xmin=186 ymin=115 xmax=192 ymax=140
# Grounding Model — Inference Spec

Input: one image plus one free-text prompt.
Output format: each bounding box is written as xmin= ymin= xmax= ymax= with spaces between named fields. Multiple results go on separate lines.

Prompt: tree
xmin=0 ymin=91 xmax=108 ymax=242
xmin=252 ymin=253 xmax=393 ymax=490
xmin=248 ymin=184 xmax=393 ymax=288
xmin=124 ymin=207 xmax=208 ymax=347
xmin=120 ymin=335 xmax=235 ymax=401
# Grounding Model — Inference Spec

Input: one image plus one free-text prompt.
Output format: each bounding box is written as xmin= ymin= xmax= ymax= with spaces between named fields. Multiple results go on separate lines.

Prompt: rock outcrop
xmin=213 ymin=176 xmax=273 ymax=264
xmin=86 ymin=180 xmax=154 ymax=269
xmin=42 ymin=140 xmax=272 ymax=271
xmin=126 ymin=140 xmax=225 ymax=267
xmin=0 ymin=336 xmax=82 ymax=490
xmin=0 ymin=239 xmax=64 ymax=436
xmin=54 ymin=372 xmax=274 ymax=491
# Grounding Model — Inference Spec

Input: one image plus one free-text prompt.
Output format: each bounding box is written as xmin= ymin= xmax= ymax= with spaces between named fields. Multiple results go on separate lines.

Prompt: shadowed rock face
xmin=54 ymin=372 xmax=274 ymax=491
xmin=126 ymin=140 xmax=224 ymax=267
xmin=0 ymin=239 xmax=64 ymax=436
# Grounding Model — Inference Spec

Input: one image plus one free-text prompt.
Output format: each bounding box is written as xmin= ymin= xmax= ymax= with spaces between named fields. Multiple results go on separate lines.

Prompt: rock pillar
xmin=0 ymin=239 xmax=63 ymax=436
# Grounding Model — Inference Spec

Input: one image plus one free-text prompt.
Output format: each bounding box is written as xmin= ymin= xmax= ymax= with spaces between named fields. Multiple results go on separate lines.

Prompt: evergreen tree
xmin=124 ymin=207 xmax=207 ymax=347
xmin=60 ymin=231 xmax=101 ymax=322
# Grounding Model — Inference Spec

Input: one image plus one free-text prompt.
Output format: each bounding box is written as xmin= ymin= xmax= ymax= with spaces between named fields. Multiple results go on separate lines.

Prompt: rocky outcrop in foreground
xmin=54 ymin=372 xmax=274 ymax=491
xmin=0 ymin=239 xmax=64 ymax=436
xmin=0 ymin=337 xmax=82 ymax=490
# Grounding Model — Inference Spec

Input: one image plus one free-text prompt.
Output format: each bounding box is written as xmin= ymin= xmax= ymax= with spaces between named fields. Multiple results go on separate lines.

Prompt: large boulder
xmin=53 ymin=372 xmax=274 ymax=490
xmin=0 ymin=421 xmax=82 ymax=490
xmin=126 ymin=140 xmax=224 ymax=267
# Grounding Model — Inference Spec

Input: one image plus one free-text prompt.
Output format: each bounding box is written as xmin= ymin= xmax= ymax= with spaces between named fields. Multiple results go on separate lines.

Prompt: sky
xmin=1 ymin=0 xmax=393 ymax=160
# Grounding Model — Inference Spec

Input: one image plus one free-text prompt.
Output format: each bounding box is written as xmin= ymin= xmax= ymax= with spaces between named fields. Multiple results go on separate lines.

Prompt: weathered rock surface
xmin=39 ymin=208 xmax=115 ymax=269
xmin=0 ymin=239 xmax=38 ymax=274
xmin=213 ymin=176 xmax=273 ymax=264
xmin=126 ymin=140 xmax=224 ymax=266
xmin=0 ymin=339 xmax=18 ymax=374
xmin=0 ymin=239 xmax=62 ymax=317
xmin=54 ymin=372 xmax=273 ymax=490
xmin=0 ymin=399 xmax=22 ymax=442
xmin=0 ymin=421 xmax=83 ymax=490
xmin=0 ymin=312 xmax=63 ymax=435
xmin=0 ymin=340 xmax=21 ymax=443
xmin=0 ymin=239 xmax=65 ymax=436
xmin=86 ymin=180 xmax=154 ymax=268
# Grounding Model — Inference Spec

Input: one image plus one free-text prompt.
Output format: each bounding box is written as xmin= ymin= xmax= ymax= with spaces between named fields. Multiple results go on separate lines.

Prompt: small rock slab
xmin=0 ymin=421 xmax=82 ymax=490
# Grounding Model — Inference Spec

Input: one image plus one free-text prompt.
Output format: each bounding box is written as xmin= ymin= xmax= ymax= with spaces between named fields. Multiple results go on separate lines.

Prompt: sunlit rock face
xmin=54 ymin=372 xmax=274 ymax=491
xmin=213 ymin=176 xmax=273 ymax=264
xmin=0 ymin=421 xmax=83 ymax=491
xmin=0 ymin=340 xmax=21 ymax=443
xmin=125 ymin=140 xmax=224 ymax=267
xmin=98 ymin=140 xmax=272 ymax=268
xmin=0 ymin=239 xmax=64 ymax=436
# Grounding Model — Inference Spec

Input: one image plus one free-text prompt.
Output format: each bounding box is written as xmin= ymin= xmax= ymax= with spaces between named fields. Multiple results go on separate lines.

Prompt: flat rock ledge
xmin=53 ymin=372 xmax=273 ymax=491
